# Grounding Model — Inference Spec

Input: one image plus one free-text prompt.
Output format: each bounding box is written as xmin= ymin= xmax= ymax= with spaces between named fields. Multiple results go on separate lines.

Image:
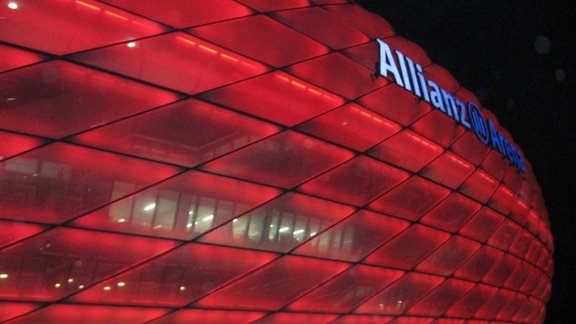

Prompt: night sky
xmin=356 ymin=1 xmax=576 ymax=322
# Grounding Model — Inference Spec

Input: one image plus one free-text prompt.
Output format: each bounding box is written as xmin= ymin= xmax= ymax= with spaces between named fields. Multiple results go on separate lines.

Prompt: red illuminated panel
xmin=198 ymin=193 xmax=355 ymax=252
xmin=294 ymin=210 xmax=409 ymax=262
xmin=420 ymin=152 xmax=475 ymax=189
xmin=236 ymin=0 xmax=310 ymax=11
xmin=342 ymin=42 xmax=380 ymax=71
xmin=0 ymin=143 xmax=179 ymax=224
xmin=190 ymin=15 xmax=329 ymax=67
xmin=272 ymin=7 xmax=369 ymax=49
xmin=482 ymin=254 xmax=521 ymax=287
xmin=424 ymin=64 xmax=459 ymax=93
xmin=355 ymin=272 xmax=444 ymax=315
xmin=521 ymin=269 xmax=544 ymax=297
xmin=256 ymin=313 xmax=338 ymax=323
xmin=504 ymin=261 xmax=531 ymax=290
xmin=502 ymin=166 xmax=523 ymax=191
xmin=195 ymin=256 xmax=349 ymax=310
xmin=455 ymin=87 xmax=482 ymax=107
xmin=450 ymin=132 xmax=490 ymax=166
xmin=412 ymin=111 xmax=465 ymax=148
xmin=313 ymin=0 xmax=350 ymax=3
xmin=487 ymin=220 xmax=521 ymax=250
xmin=369 ymin=176 xmax=451 ymax=221
xmin=512 ymin=297 xmax=543 ymax=323
xmin=458 ymin=207 xmax=505 ymax=242
xmin=333 ymin=315 xmax=394 ymax=324
xmin=0 ymin=61 xmax=178 ymax=138
xmin=299 ymin=156 xmax=409 ymax=206
xmin=419 ymin=193 xmax=481 ymax=232
xmin=480 ymin=150 xmax=508 ymax=181
xmin=0 ymin=44 xmax=44 ymax=72
xmin=407 ymin=279 xmax=474 ymax=317
xmin=453 ymin=245 xmax=503 ymax=282
xmin=101 ymin=0 xmax=252 ymax=28
xmin=72 ymin=170 xmax=281 ymax=240
xmin=508 ymin=230 xmax=534 ymax=257
xmin=459 ymin=169 xmax=499 ymax=203
xmin=0 ymin=228 xmax=176 ymax=302
xmin=495 ymin=293 xmax=526 ymax=321
xmin=297 ymin=103 xmax=401 ymax=151
xmin=445 ymin=284 xmax=497 ymax=318
xmin=0 ymin=0 xmax=165 ymax=55
xmin=369 ymin=130 xmax=443 ymax=172
xmin=72 ymin=99 xmax=280 ymax=167
xmin=150 ymin=309 xmax=265 ymax=324
xmin=71 ymin=243 xmax=277 ymax=306
xmin=0 ymin=302 xmax=39 ymax=322
xmin=324 ymin=5 xmax=394 ymax=39
xmin=416 ymin=236 xmax=481 ymax=276
xmin=0 ymin=221 xmax=45 ymax=248
xmin=474 ymin=289 xmax=515 ymax=320
xmin=489 ymin=185 xmax=515 ymax=214
xmin=288 ymin=53 xmax=388 ymax=100
xmin=7 ymin=304 xmax=169 ymax=324
xmin=200 ymin=71 xmax=344 ymax=126
xmin=359 ymin=86 xmax=431 ymax=128
xmin=71 ymin=32 xmax=269 ymax=94
xmin=364 ymin=224 xmax=450 ymax=270
xmin=288 ymin=265 xmax=404 ymax=313
xmin=0 ymin=131 xmax=43 ymax=161
xmin=525 ymin=241 xmax=544 ymax=265
xmin=202 ymin=131 xmax=354 ymax=188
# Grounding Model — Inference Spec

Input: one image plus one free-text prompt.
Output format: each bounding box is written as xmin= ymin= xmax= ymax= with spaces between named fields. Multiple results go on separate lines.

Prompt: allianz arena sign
xmin=377 ymin=39 xmax=526 ymax=172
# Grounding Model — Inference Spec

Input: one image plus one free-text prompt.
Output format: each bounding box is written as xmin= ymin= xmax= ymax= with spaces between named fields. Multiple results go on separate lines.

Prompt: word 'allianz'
xmin=376 ymin=39 xmax=525 ymax=172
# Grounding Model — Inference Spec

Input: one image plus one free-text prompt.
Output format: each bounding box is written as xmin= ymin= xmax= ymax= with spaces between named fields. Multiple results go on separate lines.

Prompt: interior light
xmin=127 ymin=42 xmax=137 ymax=48
xmin=279 ymin=227 xmax=290 ymax=233
xmin=179 ymin=286 xmax=186 ymax=291
xmin=118 ymin=218 xmax=126 ymax=223
xmin=202 ymin=215 xmax=214 ymax=222
xmin=103 ymin=286 xmax=112 ymax=291
xmin=54 ymin=283 xmax=61 ymax=288
xmin=0 ymin=273 xmax=8 ymax=279
xmin=117 ymin=282 xmax=126 ymax=287
xmin=293 ymin=229 xmax=304 ymax=235
xmin=78 ymin=285 xmax=85 ymax=289
xmin=310 ymin=232 xmax=317 ymax=236
xmin=232 ymin=218 xmax=238 ymax=223
xmin=7 ymin=2 xmax=18 ymax=10
xmin=143 ymin=203 xmax=156 ymax=211
xmin=186 ymin=223 xmax=193 ymax=228
xmin=67 ymin=278 xmax=74 ymax=283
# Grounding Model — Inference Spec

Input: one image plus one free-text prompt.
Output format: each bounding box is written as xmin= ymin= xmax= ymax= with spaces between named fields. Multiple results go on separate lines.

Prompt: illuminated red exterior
xmin=0 ymin=1 xmax=552 ymax=323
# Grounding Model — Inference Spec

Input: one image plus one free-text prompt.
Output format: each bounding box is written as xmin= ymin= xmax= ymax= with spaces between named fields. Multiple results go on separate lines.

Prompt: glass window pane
xmin=199 ymin=193 xmax=355 ymax=252
xmin=71 ymin=243 xmax=277 ymax=306
xmin=72 ymin=171 xmax=282 ymax=240
xmin=0 ymin=143 xmax=179 ymax=223
xmin=0 ymin=228 xmax=176 ymax=302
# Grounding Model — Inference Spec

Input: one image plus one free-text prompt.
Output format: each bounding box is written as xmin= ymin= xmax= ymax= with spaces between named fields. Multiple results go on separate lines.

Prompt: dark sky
xmin=356 ymin=1 xmax=576 ymax=322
